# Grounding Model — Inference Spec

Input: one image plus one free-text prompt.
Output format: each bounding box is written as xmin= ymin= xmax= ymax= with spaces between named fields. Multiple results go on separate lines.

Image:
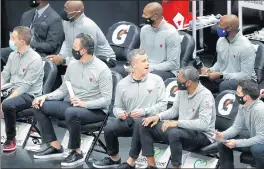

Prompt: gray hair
xmin=127 ymin=49 xmax=146 ymax=65
xmin=179 ymin=66 xmax=199 ymax=82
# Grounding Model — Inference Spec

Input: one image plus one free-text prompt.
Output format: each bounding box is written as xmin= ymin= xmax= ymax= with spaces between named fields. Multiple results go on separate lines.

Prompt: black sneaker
xmin=143 ymin=166 xmax=157 ymax=169
xmin=115 ymin=162 xmax=135 ymax=169
xmin=61 ymin=150 xmax=84 ymax=166
xmin=93 ymin=157 xmax=121 ymax=168
xmin=33 ymin=145 xmax=64 ymax=159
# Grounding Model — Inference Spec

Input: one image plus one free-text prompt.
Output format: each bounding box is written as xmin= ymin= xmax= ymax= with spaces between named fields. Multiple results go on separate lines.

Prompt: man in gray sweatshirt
xmin=139 ymin=2 xmax=181 ymax=81
xmin=46 ymin=0 xmax=116 ymax=90
xmin=112 ymin=66 xmax=216 ymax=169
xmin=201 ymin=15 xmax=257 ymax=93
xmin=216 ymin=80 xmax=264 ymax=169
xmin=1 ymin=26 xmax=44 ymax=152
xmin=31 ymin=33 xmax=112 ymax=166
xmin=117 ymin=66 xmax=216 ymax=169
xmin=93 ymin=49 xmax=167 ymax=168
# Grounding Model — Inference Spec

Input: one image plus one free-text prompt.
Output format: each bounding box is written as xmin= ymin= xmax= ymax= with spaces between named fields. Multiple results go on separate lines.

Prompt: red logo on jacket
xmin=147 ymin=89 xmax=152 ymax=94
xmin=89 ymin=77 xmax=93 ymax=82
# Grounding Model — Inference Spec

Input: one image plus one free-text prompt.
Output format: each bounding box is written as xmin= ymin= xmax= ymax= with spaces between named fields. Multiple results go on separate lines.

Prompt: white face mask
xmin=9 ymin=40 xmax=18 ymax=51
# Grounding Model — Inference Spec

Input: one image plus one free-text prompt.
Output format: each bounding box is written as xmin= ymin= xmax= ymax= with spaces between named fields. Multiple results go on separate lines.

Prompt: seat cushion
xmin=240 ymin=153 xmax=255 ymax=165
xmin=57 ymin=120 xmax=104 ymax=133
xmin=197 ymin=142 xmax=218 ymax=155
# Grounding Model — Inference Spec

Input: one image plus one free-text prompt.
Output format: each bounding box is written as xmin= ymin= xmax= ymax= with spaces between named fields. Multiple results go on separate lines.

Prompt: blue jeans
xmin=219 ymin=137 xmax=264 ymax=169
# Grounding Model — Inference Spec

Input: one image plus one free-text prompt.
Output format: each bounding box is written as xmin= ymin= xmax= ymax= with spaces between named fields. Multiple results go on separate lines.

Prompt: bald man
xmin=47 ymin=0 xmax=116 ymax=90
xmin=139 ymin=2 xmax=181 ymax=81
xmin=201 ymin=15 xmax=257 ymax=93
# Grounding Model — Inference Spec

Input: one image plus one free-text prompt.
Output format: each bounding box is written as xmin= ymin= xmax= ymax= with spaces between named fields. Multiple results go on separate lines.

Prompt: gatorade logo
xmin=112 ymin=25 xmax=131 ymax=45
xmin=218 ymin=93 xmax=235 ymax=116
xmin=194 ymin=159 xmax=208 ymax=168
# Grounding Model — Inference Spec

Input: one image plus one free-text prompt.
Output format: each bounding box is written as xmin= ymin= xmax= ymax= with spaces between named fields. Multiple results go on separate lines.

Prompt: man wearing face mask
xmin=216 ymin=80 xmax=264 ymax=169
xmin=1 ymin=0 xmax=64 ymax=70
xmin=31 ymin=33 xmax=112 ymax=166
xmin=93 ymin=49 xmax=167 ymax=168
xmin=47 ymin=1 xmax=116 ymax=84
xmin=200 ymin=15 xmax=257 ymax=93
xmin=138 ymin=2 xmax=181 ymax=81
xmin=112 ymin=66 xmax=215 ymax=169
xmin=1 ymin=26 xmax=44 ymax=152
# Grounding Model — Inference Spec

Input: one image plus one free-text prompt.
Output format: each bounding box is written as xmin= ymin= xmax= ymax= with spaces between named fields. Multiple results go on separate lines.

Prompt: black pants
xmin=104 ymin=117 xmax=142 ymax=158
xmin=200 ymin=79 xmax=239 ymax=93
xmin=218 ymin=133 xmax=264 ymax=169
xmin=33 ymin=101 xmax=106 ymax=149
xmin=139 ymin=122 xmax=211 ymax=167
xmin=2 ymin=93 xmax=34 ymax=140
xmin=52 ymin=65 xmax=67 ymax=91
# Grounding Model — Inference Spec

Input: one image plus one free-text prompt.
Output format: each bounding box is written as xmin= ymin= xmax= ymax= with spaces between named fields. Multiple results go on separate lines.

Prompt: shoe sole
xmin=92 ymin=163 xmax=120 ymax=168
xmin=3 ymin=146 xmax=16 ymax=152
xmin=34 ymin=153 xmax=64 ymax=159
xmin=61 ymin=158 xmax=84 ymax=166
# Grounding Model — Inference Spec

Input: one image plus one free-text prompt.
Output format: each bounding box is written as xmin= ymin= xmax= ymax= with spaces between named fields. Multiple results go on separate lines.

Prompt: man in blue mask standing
xmin=200 ymin=15 xmax=257 ymax=94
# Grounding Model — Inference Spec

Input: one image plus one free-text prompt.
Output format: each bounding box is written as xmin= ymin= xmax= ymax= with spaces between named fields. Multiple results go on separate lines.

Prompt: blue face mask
xmin=9 ymin=40 xmax=18 ymax=51
xmin=217 ymin=26 xmax=229 ymax=37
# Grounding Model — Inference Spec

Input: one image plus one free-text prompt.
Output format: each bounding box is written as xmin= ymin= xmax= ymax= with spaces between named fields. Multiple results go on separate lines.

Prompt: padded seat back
xmin=42 ymin=59 xmax=58 ymax=94
xmin=178 ymin=31 xmax=195 ymax=67
xmin=106 ymin=21 xmax=140 ymax=62
xmin=215 ymin=90 xmax=240 ymax=131
xmin=250 ymin=40 xmax=264 ymax=88
xmin=164 ymin=78 xmax=178 ymax=108
xmin=109 ymin=70 xmax=123 ymax=116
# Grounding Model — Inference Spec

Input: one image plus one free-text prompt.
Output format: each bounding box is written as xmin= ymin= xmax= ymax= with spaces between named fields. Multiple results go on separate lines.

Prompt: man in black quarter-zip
xmin=93 ymin=49 xmax=167 ymax=168
xmin=31 ymin=33 xmax=113 ymax=167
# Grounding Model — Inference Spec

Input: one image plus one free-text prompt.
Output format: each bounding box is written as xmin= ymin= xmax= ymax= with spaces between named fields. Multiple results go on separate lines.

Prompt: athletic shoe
xmin=115 ymin=162 xmax=135 ymax=169
xmin=3 ymin=138 xmax=16 ymax=152
xmin=61 ymin=150 xmax=84 ymax=166
xmin=93 ymin=157 xmax=121 ymax=168
xmin=34 ymin=145 xmax=64 ymax=159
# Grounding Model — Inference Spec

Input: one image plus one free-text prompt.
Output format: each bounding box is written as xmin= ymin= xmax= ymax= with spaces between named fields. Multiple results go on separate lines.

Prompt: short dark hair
xmin=127 ymin=49 xmax=146 ymax=65
xmin=13 ymin=26 xmax=32 ymax=45
xmin=179 ymin=66 xmax=200 ymax=82
xmin=238 ymin=80 xmax=259 ymax=100
xmin=76 ymin=33 xmax=94 ymax=55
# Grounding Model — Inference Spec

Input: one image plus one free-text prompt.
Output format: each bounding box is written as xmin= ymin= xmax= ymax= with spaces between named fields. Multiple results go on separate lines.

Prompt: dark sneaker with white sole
xmin=34 ymin=145 xmax=64 ymax=159
xmin=115 ymin=162 xmax=135 ymax=169
xmin=61 ymin=150 xmax=84 ymax=166
xmin=93 ymin=157 xmax=121 ymax=168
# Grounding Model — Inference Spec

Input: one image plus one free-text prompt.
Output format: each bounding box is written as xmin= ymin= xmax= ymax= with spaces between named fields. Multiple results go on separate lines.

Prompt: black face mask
xmin=60 ymin=11 xmax=70 ymax=21
xmin=177 ymin=80 xmax=187 ymax=90
xmin=29 ymin=0 xmax=40 ymax=8
xmin=235 ymin=94 xmax=246 ymax=105
xmin=142 ymin=17 xmax=155 ymax=25
xmin=72 ymin=49 xmax=82 ymax=60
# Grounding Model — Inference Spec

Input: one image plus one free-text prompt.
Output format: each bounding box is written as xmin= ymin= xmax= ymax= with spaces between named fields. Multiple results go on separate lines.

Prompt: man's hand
xmin=200 ymin=67 xmax=211 ymax=75
xmin=130 ymin=109 xmax=143 ymax=119
xmin=32 ymin=95 xmax=48 ymax=109
xmin=209 ymin=72 xmax=221 ymax=80
xmin=107 ymin=58 xmax=116 ymax=68
xmin=259 ymin=89 xmax=264 ymax=98
xmin=118 ymin=111 xmax=128 ymax=120
xmin=225 ymin=139 xmax=236 ymax=149
xmin=70 ymin=97 xmax=86 ymax=108
xmin=215 ymin=130 xmax=224 ymax=140
xmin=161 ymin=120 xmax=178 ymax=132
xmin=142 ymin=116 xmax=160 ymax=127
xmin=46 ymin=55 xmax=64 ymax=65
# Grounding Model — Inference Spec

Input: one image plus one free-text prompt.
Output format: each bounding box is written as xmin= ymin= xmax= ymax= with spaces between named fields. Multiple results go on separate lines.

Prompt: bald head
xmin=219 ymin=14 xmax=239 ymax=31
xmin=65 ymin=0 xmax=84 ymax=13
xmin=143 ymin=2 xmax=163 ymax=19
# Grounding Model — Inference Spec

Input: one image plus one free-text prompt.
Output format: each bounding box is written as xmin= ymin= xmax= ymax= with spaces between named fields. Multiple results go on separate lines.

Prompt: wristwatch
xmin=220 ymin=73 xmax=224 ymax=79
